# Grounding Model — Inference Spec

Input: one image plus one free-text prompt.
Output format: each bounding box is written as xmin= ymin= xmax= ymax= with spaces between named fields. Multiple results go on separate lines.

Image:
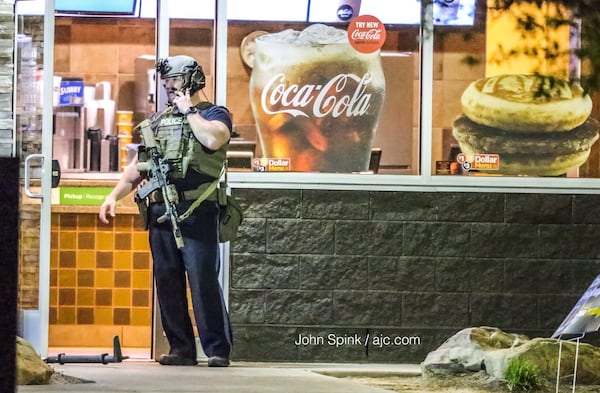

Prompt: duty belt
xmin=147 ymin=182 xmax=217 ymax=204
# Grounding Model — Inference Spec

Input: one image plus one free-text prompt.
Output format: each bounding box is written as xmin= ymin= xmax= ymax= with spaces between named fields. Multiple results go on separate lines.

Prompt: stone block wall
xmin=0 ymin=0 xmax=14 ymax=157
xmin=229 ymin=189 xmax=600 ymax=363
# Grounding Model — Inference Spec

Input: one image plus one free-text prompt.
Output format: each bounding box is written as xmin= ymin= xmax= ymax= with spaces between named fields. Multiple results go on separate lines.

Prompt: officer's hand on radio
xmin=174 ymin=89 xmax=192 ymax=114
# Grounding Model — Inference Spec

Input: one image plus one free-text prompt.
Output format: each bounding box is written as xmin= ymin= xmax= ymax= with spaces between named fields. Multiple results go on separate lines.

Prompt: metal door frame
xmin=17 ymin=0 xmax=55 ymax=358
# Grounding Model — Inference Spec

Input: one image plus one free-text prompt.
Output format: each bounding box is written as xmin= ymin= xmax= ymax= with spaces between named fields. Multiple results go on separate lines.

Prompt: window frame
xmin=225 ymin=3 xmax=600 ymax=194
xmin=43 ymin=0 xmax=600 ymax=194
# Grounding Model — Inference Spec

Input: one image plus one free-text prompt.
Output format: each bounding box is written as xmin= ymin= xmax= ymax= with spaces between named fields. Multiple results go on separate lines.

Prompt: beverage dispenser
xmin=83 ymin=81 xmax=119 ymax=172
xmin=53 ymin=77 xmax=85 ymax=172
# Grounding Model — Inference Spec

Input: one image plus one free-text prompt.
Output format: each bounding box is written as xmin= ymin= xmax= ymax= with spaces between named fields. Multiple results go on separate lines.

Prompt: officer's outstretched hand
xmin=99 ymin=197 xmax=117 ymax=224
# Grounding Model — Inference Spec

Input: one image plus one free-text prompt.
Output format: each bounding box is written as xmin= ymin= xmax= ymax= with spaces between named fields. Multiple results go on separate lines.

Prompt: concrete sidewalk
xmin=18 ymin=360 xmax=421 ymax=393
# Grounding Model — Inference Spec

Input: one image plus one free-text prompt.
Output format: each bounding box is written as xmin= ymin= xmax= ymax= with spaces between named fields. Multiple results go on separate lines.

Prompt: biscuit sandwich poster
xmin=452 ymin=74 xmax=599 ymax=176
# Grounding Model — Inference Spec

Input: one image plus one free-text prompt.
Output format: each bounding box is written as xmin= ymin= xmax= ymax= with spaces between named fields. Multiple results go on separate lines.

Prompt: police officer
xmin=99 ymin=55 xmax=232 ymax=367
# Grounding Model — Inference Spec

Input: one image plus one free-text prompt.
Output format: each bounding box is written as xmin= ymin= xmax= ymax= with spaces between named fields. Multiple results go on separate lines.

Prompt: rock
xmin=422 ymin=326 xmax=529 ymax=376
xmin=16 ymin=337 xmax=53 ymax=385
xmin=422 ymin=326 xmax=600 ymax=384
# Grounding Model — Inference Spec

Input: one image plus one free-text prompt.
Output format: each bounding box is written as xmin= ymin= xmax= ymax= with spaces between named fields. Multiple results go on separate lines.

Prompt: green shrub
xmin=504 ymin=357 xmax=540 ymax=392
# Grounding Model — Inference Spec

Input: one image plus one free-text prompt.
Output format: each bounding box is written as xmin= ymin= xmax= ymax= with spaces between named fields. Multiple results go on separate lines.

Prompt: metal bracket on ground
xmin=44 ymin=335 xmax=129 ymax=365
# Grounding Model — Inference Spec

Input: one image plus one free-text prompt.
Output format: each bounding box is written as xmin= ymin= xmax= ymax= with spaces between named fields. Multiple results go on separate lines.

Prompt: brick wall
xmin=229 ymin=189 xmax=600 ymax=363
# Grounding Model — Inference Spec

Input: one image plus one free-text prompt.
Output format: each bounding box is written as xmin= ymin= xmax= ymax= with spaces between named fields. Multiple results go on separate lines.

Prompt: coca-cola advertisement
xmin=249 ymin=23 xmax=386 ymax=172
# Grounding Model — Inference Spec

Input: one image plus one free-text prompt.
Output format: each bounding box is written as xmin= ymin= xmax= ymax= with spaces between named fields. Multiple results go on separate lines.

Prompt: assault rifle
xmin=135 ymin=119 xmax=184 ymax=249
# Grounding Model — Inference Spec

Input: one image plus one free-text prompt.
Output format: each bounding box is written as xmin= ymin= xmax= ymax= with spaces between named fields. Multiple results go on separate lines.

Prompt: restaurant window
xmin=431 ymin=0 xmax=600 ymax=179
xmin=224 ymin=0 xmax=422 ymax=175
xmin=40 ymin=0 xmax=599 ymax=186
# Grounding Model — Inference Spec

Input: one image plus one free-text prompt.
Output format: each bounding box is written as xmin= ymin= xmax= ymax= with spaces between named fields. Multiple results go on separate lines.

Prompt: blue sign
xmin=59 ymin=79 xmax=84 ymax=106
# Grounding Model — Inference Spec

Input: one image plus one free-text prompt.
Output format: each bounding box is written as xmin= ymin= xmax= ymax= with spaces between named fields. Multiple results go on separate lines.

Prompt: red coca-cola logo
xmin=351 ymin=29 xmax=382 ymax=41
xmin=347 ymin=15 xmax=386 ymax=54
xmin=260 ymin=73 xmax=375 ymax=119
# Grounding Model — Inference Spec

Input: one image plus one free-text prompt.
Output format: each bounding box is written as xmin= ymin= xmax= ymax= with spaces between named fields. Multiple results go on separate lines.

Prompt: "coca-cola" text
xmin=260 ymin=73 xmax=375 ymax=118
xmin=350 ymin=29 xmax=383 ymax=41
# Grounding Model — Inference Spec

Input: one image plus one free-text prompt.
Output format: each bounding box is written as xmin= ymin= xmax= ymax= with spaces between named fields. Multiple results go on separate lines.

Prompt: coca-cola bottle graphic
xmin=249 ymin=24 xmax=386 ymax=172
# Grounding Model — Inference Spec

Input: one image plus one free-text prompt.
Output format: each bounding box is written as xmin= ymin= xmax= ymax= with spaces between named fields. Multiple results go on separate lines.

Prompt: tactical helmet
xmin=155 ymin=55 xmax=206 ymax=94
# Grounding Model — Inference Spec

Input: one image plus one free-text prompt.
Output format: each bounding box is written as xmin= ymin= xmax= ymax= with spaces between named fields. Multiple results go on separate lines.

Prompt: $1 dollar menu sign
xmin=348 ymin=15 xmax=386 ymax=54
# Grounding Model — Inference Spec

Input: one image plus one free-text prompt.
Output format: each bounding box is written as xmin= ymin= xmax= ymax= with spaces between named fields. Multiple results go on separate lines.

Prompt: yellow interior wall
xmin=486 ymin=1 xmax=571 ymax=78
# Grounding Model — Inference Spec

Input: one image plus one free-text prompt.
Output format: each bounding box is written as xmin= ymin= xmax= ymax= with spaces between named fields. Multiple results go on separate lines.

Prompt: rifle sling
xmin=177 ymin=179 xmax=219 ymax=222
xmin=178 ymin=164 xmax=227 ymax=222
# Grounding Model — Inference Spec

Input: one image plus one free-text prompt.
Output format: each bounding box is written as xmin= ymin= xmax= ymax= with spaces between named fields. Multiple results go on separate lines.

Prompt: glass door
xmin=150 ymin=0 xmax=228 ymax=361
xmin=16 ymin=0 xmax=54 ymax=358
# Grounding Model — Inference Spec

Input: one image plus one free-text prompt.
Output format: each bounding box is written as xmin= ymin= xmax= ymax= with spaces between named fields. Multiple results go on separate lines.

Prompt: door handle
xmin=24 ymin=153 xmax=44 ymax=199
xmin=51 ymin=159 xmax=61 ymax=188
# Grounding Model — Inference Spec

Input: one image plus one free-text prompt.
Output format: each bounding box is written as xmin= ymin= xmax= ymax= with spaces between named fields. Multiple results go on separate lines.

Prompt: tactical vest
xmin=145 ymin=103 xmax=227 ymax=180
